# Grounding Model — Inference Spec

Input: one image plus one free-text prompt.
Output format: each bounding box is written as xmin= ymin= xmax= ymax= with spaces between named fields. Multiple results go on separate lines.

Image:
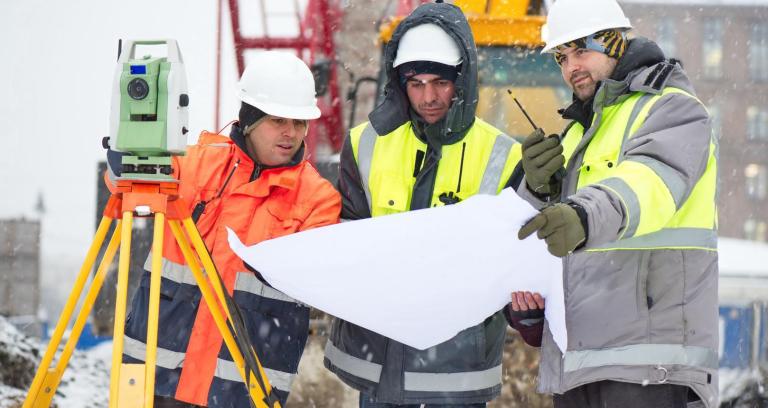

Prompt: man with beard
xmin=514 ymin=0 xmax=719 ymax=406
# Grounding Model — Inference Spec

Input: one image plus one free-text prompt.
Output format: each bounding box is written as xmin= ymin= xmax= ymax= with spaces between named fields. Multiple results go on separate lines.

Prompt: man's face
xmin=556 ymin=47 xmax=618 ymax=102
xmin=405 ymin=73 xmax=455 ymax=124
xmin=246 ymin=115 xmax=307 ymax=166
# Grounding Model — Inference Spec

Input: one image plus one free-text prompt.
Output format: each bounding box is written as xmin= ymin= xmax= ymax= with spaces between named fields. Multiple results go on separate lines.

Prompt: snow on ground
xmin=720 ymin=367 xmax=764 ymax=403
xmin=0 ymin=316 xmax=108 ymax=407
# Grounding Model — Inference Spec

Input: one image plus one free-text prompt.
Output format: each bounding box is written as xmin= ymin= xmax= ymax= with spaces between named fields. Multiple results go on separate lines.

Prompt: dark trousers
xmin=553 ymin=381 xmax=696 ymax=408
xmin=359 ymin=393 xmax=486 ymax=408
xmin=153 ymin=396 xmax=204 ymax=408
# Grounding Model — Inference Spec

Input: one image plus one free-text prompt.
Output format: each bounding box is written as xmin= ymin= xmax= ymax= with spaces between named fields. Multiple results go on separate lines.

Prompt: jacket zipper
xmin=250 ymin=163 xmax=262 ymax=181
xmin=559 ymin=106 xmax=604 ymax=391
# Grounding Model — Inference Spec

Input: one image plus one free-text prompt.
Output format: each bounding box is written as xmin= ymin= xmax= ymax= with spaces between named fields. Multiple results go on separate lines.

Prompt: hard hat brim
xmin=240 ymin=93 xmax=321 ymax=120
xmin=541 ymin=21 xmax=632 ymax=54
xmin=393 ymin=55 xmax=463 ymax=68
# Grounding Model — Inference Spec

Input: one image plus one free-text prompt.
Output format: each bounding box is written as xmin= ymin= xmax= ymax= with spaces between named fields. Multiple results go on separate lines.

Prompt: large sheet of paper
xmin=227 ymin=188 xmax=566 ymax=352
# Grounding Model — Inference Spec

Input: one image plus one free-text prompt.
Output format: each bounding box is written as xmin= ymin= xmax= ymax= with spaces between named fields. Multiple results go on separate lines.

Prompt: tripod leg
xmin=23 ymin=216 xmax=115 ymax=408
xmin=142 ymin=212 xmax=166 ymax=408
xmin=168 ymin=220 xmax=276 ymax=408
xmin=110 ymin=211 xmax=145 ymax=408
xmin=181 ymin=217 xmax=233 ymax=322
xmin=41 ymin=220 xmax=123 ymax=404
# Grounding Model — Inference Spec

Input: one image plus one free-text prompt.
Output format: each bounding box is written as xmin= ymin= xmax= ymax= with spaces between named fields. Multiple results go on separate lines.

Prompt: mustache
xmin=570 ymin=72 xmax=591 ymax=85
xmin=418 ymin=101 xmax=447 ymax=110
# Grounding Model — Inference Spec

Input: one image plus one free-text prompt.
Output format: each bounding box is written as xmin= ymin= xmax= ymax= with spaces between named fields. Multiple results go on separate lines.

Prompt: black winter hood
xmin=369 ymin=2 xmax=478 ymax=146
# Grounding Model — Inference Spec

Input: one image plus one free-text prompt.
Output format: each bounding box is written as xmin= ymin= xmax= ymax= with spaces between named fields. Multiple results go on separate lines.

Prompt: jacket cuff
xmin=565 ymin=200 xmax=589 ymax=250
xmin=516 ymin=175 xmax=561 ymax=210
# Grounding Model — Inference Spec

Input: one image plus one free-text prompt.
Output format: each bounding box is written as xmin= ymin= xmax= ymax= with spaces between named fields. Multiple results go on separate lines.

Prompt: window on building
xmin=745 ymin=163 xmax=768 ymax=200
xmin=702 ymin=18 xmax=723 ymax=79
xmin=747 ymin=106 xmax=768 ymax=141
xmin=744 ymin=219 xmax=768 ymax=242
xmin=657 ymin=17 xmax=677 ymax=58
xmin=750 ymin=22 xmax=768 ymax=81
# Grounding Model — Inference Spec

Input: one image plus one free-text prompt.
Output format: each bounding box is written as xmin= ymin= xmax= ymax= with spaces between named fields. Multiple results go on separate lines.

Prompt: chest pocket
xmin=577 ymin=152 xmax=620 ymax=189
xmin=371 ymin=171 xmax=410 ymax=216
xmin=265 ymin=200 xmax=311 ymax=239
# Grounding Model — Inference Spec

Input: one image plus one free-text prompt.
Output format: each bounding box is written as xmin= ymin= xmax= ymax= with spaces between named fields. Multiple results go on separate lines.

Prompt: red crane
xmin=216 ymin=0 xmax=345 ymax=161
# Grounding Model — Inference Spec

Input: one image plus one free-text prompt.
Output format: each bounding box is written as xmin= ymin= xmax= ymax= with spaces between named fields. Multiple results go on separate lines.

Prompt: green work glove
xmin=518 ymin=203 xmax=587 ymax=257
xmin=521 ymin=128 xmax=565 ymax=196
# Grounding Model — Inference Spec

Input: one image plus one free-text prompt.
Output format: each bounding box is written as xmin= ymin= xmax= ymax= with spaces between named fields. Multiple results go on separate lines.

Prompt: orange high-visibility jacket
xmin=110 ymin=130 xmax=340 ymax=406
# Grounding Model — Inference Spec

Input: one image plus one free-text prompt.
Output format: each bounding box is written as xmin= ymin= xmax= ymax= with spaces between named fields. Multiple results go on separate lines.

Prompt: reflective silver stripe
xmin=590 ymin=228 xmax=717 ymax=250
xmin=234 ymin=271 xmax=299 ymax=303
xmin=357 ymin=123 xmax=378 ymax=212
xmin=324 ymin=340 xmax=382 ymax=383
xmin=326 ymin=341 xmax=501 ymax=393
xmin=518 ymin=318 xmax=545 ymax=327
xmin=143 ymin=252 xmax=198 ymax=286
xmin=618 ymin=93 xmax=656 ymax=164
xmin=404 ymin=364 xmax=502 ymax=392
xmin=123 ymin=335 xmax=185 ymax=369
xmin=626 ymin=156 xmax=688 ymax=209
xmin=563 ymin=344 xmax=719 ymax=372
xmin=595 ymin=177 xmax=641 ymax=239
xmin=478 ymin=134 xmax=515 ymax=195
xmin=214 ymin=358 xmax=296 ymax=392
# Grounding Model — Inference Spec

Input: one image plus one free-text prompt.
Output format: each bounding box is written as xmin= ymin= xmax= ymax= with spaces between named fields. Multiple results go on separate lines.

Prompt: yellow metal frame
xmin=378 ymin=0 xmax=545 ymax=48
xmin=23 ymin=193 xmax=280 ymax=408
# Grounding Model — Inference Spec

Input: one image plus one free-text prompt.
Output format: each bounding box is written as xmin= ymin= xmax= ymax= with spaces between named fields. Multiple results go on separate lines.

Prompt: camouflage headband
xmin=554 ymin=29 xmax=627 ymax=65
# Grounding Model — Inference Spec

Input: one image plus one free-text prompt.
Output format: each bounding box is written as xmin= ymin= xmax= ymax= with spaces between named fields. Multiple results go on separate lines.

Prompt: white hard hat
xmin=393 ymin=23 xmax=463 ymax=68
xmin=541 ymin=0 xmax=632 ymax=54
xmin=237 ymin=51 xmax=321 ymax=120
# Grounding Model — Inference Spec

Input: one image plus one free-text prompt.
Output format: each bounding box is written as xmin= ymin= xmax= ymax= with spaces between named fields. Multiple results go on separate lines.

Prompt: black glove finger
xmin=523 ymin=136 xmax=561 ymax=160
xmin=529 ymin=144 xmax=565 ymax=168
xmin=522 ymin=128 xmax=546 ymax=149
xmin=518 ymin=214 xmax=547 ymax=240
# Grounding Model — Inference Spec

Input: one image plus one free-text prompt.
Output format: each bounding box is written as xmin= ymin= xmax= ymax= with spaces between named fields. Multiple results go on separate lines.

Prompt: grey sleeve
xmin=569 ymin=92 xmax=712 ymax=247
xmin=337 ymin=132 xmax=372 ymax=221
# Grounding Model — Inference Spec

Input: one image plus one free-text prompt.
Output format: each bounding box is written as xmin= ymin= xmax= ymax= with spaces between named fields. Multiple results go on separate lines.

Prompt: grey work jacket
xmin=517 ymin=42 xmax=719 ymax=406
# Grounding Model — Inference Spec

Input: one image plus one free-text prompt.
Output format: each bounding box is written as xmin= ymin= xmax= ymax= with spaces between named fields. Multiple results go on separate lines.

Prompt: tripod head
xmin=108 ymin=39 xmax=189 ymax=181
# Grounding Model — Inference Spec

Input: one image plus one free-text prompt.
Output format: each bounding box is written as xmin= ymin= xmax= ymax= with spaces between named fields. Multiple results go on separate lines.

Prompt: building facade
xmin=622 ymin=0 xmax=768 ymax=242
xmin=0 ymin=218 xmax=42 ymax=337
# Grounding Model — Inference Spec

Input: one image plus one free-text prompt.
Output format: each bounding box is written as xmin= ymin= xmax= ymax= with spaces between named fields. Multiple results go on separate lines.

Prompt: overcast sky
xmin=0 ymin=0 xmax=304 ymax=312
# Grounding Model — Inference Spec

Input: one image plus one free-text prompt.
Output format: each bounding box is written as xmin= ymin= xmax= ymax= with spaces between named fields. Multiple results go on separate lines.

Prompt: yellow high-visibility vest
xmin=562 ymin=87 xmax=718 ymax=250
xmin=349 ymin=118 xmax=521 ymax=217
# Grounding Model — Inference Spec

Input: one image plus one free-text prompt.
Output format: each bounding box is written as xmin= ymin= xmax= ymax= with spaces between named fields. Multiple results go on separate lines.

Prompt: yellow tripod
xmin=23 ymin=179 xmax=280 ymax=408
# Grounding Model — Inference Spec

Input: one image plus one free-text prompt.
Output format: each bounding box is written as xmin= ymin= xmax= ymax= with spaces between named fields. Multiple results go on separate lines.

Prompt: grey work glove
xmin=518 ymin=203 xmax=587 ymax=257
xmin=521 ymin=128 xmax=565 ymax=196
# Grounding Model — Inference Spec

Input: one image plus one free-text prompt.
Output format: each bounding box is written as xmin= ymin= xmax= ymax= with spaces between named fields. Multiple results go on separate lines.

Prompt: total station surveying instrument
xmin=24 ymin=39 xmax=280 ymax=408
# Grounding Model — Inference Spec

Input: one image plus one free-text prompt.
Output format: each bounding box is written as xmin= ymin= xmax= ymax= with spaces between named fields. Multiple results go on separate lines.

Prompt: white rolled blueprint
xmin=227 ymin=188 xmax=566 ymax=352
